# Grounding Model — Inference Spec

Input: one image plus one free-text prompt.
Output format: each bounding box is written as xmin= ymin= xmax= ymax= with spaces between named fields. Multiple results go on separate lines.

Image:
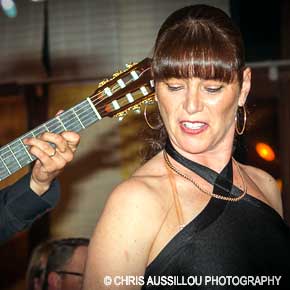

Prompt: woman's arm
xmin=83 ymin=178 xmax=164 ymax=290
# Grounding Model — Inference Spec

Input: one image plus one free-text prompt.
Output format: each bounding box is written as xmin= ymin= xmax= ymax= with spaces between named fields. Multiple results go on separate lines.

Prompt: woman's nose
xmin=183 ymin=87 xmax=203 ymax=114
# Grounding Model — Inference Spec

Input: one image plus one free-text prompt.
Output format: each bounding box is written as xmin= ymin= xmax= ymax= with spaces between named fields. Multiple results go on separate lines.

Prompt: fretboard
xmin=0 ymin=98 xmax=101 ymax=181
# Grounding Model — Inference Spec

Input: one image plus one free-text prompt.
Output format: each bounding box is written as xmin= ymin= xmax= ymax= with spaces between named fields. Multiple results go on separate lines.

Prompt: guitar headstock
xmin=89 ymin=58 xmax=154 ymax=121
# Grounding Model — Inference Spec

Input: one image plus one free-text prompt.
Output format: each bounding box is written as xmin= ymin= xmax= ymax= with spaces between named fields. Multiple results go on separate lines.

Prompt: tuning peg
xmin=133 ymin=105 xmax=141 ymax=114
xmin=116 ymin=112 xmax=127 ymax=122
xmin=113 ymin=70 xmax=123 ymax=78
xmin=144 ymin=98 xmax=155 ymax=105
xmin=98 ymin=78 xmax=109 ymax=88
xmin=125 ymin=62 xmax=136 ymax=69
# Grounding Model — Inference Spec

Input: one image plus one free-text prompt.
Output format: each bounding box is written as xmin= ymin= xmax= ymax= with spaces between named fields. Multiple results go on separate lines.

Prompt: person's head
xmin=43 ymin=238 xmax=89 ymax=290
xmin=26 ymin=240 xmax=56 ymax=290
xmin=152 ymin=5 xmax=251 ymax=157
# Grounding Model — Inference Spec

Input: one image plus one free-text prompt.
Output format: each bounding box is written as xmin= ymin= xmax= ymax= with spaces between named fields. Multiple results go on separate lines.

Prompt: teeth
xmin=182 ymin=122 xmax=205 ymax=129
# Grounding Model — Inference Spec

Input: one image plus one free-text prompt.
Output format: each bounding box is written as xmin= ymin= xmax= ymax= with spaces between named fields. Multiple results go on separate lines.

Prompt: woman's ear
xmin=238 ymin=67 xmax=251 ymax=106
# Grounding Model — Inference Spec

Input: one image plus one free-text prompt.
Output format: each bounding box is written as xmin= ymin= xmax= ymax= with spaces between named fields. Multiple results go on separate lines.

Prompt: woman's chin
xmin=171 ymin=136 xmax=212 ymax=156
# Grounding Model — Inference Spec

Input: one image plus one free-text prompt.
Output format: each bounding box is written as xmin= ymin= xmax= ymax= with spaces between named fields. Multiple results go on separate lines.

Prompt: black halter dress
xmin=141 ymin=140 xmax=290 ymax=289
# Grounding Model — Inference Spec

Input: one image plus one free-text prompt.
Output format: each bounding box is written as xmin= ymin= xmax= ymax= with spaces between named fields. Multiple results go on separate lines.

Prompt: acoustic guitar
xmin=0 ymin=58 xmax=154 ymax=181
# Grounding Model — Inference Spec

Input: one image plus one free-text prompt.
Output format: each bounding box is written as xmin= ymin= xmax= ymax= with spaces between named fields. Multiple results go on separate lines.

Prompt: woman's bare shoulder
xmin=241 ymin=163 xmax=283 ymax=216
xmin=132 ymin=151 xmax=167 ymax=178
xmin=104 ymin=151 xmax=169 ymax=221
xmin=85 ymin=154 xmax=171 ymax=285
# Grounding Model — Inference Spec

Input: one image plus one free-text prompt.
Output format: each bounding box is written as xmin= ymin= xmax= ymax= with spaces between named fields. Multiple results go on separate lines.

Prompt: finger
xmin=29 ymin=145 xmax=56 ymax=169
xmin=38 ymin=132 xmax=67 ymax=153
xmin=30 ymin=145 xmax=67 ymax=172
xmin=55 ymin=146 xmax=74 ymax=163
xmin=24 ymin=137 xmax=56 ymax=157
xmin=55 ymin=110 xmax=64 ymax=116
xmin=61 ymin=131 xmax=80 ymax=152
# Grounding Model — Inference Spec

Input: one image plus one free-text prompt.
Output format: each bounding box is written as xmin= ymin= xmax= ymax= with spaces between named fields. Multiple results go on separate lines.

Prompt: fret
xmin=72 ymin=108 xmax=85 ymax=129
xmin=75 ymin=100 xmax=99 ymax=127
xmin=11 ymin=139 xmax=33 ymax=166
xmin=0 ymin=147 xmax=20 ymax=173
xmin=79 ymin=112 xmax=99 ymax=128
xmin=20 ymin=139 xmax=33 ymax=161
xmin=0 ymin=161 xmax=10 ymax=181
xmin=0 ymin=154 xmax=11 ymax=175
xmin=0 ymin=101 xmax=99 ymax=180
xmin=46 ymin=118 xmax=63 ymax=134
xmin=87 ymin=98 xmax=102 ymax=120
xmin=22 ymin=132 xmax=35 ymax=139
xmin=8 ymin=144 xmax=21 ymax=168
xmin=43 ymin=123 xmax=49 ymax=132
xmin=57 ymin=116 xmax=67 ymax=131
xmin=33 ymin=125 xmax=47 ymax=137
xmin=0 ymin=57 xmax=153 ymax=182
xmin=59 ymin=109 xmax=83 ymax=132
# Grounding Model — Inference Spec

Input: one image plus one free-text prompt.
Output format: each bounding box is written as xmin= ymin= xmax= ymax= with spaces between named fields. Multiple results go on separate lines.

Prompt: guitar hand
xmin=23 ymin=131 xmax=80 ymax=195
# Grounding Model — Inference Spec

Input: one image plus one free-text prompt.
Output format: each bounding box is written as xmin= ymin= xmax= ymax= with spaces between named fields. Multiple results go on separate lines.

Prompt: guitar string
xmin=0 ymin=85 xmax=151 ymax=159
xmin=0 ymin=90 xmax=106 ymax=173
xmin=0 ymin=106 xmax=96 ymax=165
xmin=0 ymin=92 xmax=153 ymax=171
xmin=2 ymin=65 xmax=153 ymax=152
xmin=0 ymin=79 xmax=134 ymax=153
xmin=0 ymin=75 xmax=153 ymax=170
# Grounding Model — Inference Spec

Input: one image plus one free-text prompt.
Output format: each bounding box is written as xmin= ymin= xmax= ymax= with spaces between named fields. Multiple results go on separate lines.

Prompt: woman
xmin=83 ymin=5 xmax=290 ymax=289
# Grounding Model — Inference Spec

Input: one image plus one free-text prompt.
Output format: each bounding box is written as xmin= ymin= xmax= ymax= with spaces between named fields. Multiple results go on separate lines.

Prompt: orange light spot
xmin=276 ymin=178 xmax=283 ymax=192
xmin=255 ymin=143 xmax=275 ymax=161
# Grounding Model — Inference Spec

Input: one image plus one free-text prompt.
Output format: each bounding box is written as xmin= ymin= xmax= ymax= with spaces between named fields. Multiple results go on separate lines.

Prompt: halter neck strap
xmin=165 ymin=139 xmax=234 ymax=197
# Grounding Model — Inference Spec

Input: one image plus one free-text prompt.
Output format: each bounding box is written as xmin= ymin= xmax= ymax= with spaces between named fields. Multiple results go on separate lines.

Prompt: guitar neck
xmin=0 ymin=98 xmax=101 ymax=181
xmin=0 ymin=58 xmax=154 ymax=182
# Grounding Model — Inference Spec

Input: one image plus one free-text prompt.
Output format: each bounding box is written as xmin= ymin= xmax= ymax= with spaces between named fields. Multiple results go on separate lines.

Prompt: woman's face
xmin=156 ymin=68 xmax=251 ymax=158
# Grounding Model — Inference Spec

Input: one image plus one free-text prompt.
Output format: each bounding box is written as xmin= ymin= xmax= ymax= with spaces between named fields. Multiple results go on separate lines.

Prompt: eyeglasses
xmin=55 ymin=270 xmax=83 ymax=277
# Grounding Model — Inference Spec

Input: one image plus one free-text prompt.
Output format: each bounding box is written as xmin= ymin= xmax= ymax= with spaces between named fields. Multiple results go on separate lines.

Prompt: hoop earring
xmin=144 ymin=100 xmax=163 ymax=130
xmin=235 ymin=105 xmax=247 ymax=135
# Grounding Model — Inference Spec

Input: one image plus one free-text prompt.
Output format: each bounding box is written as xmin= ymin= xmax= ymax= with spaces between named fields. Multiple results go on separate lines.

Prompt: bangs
xmin=152 ymin=21 xmax=244 ymax=84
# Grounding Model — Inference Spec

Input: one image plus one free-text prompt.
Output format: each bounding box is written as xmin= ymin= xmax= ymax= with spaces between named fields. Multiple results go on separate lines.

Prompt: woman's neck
xmin=167 ymin=137 xmax=234 ymax=174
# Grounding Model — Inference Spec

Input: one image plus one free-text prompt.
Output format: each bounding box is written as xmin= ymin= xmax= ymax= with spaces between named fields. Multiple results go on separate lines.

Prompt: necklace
xmin=163 ymin=150 xmax=247 ymax=202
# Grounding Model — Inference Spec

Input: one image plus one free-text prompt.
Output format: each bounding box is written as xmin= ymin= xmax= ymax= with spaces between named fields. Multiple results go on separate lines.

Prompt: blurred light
xmin=1 ymin=0 xmax=17 ymax=18
xmin=255 ymin=142 xmax=275 ymax=161
xmin=268 ymin=66 xmax=279 ymax=81
xmin=276 ymin=178 xmax=283 ymax=192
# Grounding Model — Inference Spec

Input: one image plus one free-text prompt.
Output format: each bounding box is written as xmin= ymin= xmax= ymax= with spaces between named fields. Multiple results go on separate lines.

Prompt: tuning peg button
xmin=133 ymin=108 xmax=141 ymax=114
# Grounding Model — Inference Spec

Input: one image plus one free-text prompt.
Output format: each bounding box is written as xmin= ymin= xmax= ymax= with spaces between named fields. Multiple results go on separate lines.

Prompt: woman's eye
xmin=204 ymin=86 xmax=223 ymax=93
xmin=167 ymin=84 xmax=183 ymax=91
